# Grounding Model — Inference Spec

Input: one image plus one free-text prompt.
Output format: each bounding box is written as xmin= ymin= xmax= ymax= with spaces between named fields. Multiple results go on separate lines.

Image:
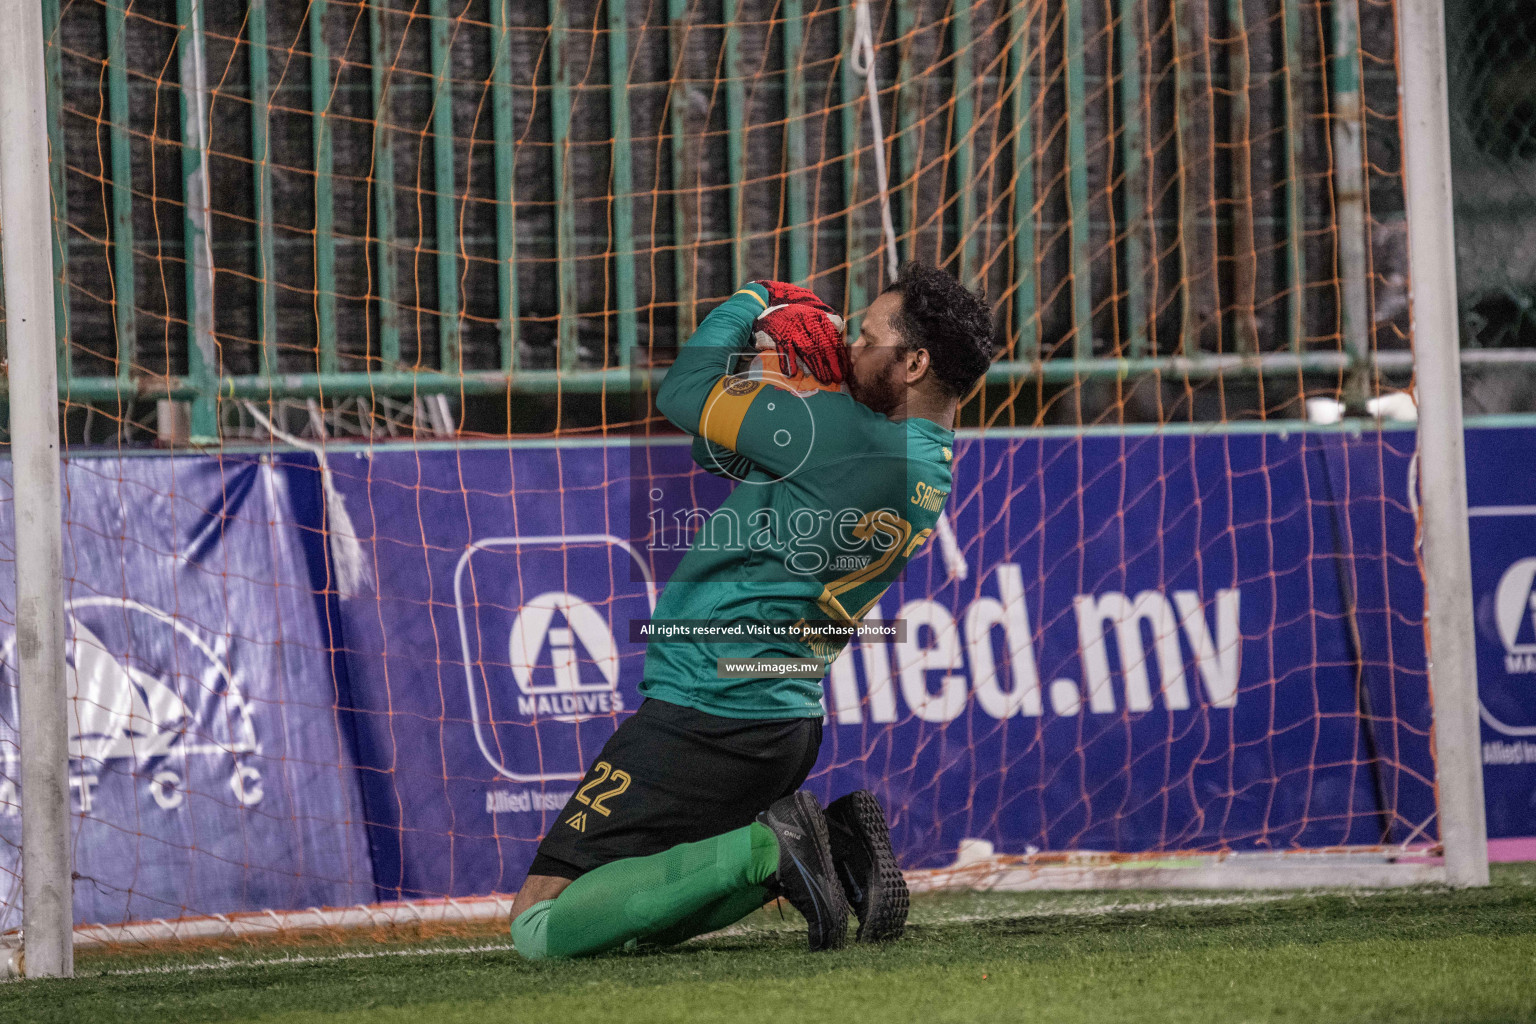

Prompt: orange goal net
xmin=0 ymin=0 xmax=1456 ymax=955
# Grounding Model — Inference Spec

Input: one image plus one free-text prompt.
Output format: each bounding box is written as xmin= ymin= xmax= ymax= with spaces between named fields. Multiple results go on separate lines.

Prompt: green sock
xmin=514 ymin=822 xmax=778 ymax=960
xmin=636 ymin=880 xmax=777 ymax=950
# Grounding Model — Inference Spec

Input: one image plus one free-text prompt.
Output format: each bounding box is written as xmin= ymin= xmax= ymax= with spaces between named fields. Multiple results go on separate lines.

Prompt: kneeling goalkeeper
xmin=508 ymin=264 xmax=994 ymax=958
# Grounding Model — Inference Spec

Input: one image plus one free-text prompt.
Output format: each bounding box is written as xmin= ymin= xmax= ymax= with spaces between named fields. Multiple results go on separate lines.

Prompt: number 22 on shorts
xmin=574 ymin=761 xmax=631 ymax=817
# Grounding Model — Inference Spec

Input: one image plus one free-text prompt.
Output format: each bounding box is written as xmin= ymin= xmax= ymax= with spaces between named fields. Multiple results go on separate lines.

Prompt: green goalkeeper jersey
xmin=646 ymin=282 xmax=955 ymax=720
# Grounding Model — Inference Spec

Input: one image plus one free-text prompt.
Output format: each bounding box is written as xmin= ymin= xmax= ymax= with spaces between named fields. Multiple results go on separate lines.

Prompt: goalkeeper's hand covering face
xmin=751 ymin=302 xmax=850 ymax=385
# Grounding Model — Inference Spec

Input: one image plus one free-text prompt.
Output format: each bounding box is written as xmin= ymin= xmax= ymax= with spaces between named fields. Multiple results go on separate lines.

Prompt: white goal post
xmin=1396 ymin=0 xmax=1490 ymax=888
xmin=1 ymin=0 xmax=73 ymax=981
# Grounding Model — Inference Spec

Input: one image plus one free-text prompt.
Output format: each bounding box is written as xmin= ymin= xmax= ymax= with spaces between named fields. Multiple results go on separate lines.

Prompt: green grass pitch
xmin=5 ymin=863 xmax=1534 ymax=1024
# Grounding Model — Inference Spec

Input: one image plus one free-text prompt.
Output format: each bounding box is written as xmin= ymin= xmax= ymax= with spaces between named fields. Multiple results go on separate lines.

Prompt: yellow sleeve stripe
xmin=734 ymin=287 xmax=768 ymax=309
xmin=699 ymin=376 xmax=759 ymax=449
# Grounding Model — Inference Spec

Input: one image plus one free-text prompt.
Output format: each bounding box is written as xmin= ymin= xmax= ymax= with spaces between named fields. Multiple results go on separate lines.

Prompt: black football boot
xmin=824 ymin=790 xmax=909 ymax=942
xmin=755 ymin=791 xmax=849 ymax=951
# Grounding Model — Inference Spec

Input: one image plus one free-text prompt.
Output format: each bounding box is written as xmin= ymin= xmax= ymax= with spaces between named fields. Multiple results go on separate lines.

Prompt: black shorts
xmin=528 ymin=698 xmax=823 ymax=880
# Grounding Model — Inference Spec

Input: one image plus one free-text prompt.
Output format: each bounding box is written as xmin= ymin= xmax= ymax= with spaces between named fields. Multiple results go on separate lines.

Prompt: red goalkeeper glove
xmin=752 ymin=303 xmax=850 ymax=385
xmin=752 ymin=279 xmax=835 ymax=314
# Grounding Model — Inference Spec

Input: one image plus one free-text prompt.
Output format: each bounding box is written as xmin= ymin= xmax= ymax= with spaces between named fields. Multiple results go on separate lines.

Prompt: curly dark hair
xmin=883 ymin=262 xmax=995 ymax=398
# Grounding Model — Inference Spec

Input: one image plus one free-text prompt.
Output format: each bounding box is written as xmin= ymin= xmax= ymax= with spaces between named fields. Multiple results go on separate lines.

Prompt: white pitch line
xmin=76 ymin=941 xmax=519 ymax=980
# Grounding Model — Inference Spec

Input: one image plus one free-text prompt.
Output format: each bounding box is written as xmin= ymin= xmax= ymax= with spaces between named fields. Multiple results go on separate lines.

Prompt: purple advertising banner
xmin=1465 ymin=427 xmax=1536 ymax=854
xmin=0 ymin=456 xmax=373 ymax=931
xmin=3 ymin=424 xmax=1531 ymax=930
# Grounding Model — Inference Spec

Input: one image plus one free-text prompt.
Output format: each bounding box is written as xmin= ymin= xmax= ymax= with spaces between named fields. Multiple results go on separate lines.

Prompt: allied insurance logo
xmin=508 ymin=592 xmax=623 ymax=703
xmin=1495 ymin=557 xmax=1536 ymax=674
xmin=1468 ymin=510 xmax=1536 ymax=742
xmin=454 ymin=535 xmax=656 ymax=782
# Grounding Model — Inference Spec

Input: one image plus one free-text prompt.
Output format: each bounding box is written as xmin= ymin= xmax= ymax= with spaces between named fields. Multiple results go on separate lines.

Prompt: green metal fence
xmin=4 ymin=0 xmax=1532 ymax=439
